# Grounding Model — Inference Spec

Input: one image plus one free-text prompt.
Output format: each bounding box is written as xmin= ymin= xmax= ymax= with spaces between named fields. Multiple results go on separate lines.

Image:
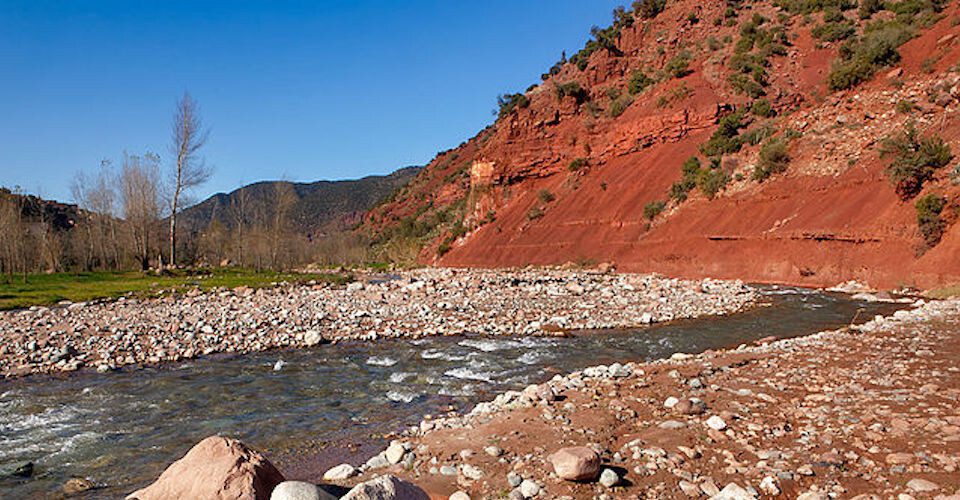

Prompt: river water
xmin=0 ymin=287 xmax=903 ymax=498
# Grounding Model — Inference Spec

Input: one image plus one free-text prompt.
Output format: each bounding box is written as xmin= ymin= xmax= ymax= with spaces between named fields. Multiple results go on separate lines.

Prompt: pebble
xmin=599 ymin=468 xmax=619 ymax=488
xmin=705 ymin=415 xmax=727 ymax=431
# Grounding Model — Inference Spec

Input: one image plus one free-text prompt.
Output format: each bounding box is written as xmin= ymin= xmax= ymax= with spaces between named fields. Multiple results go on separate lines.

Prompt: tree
xmin=168 ymin=92 xmax=211 ymax=267
xmin=120 ymin=152 xmax=162 ymax=270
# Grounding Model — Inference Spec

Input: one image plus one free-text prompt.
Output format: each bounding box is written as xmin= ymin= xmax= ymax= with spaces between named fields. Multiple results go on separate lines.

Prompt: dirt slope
xmin=365 ymin=0 xmax=960 ymax=290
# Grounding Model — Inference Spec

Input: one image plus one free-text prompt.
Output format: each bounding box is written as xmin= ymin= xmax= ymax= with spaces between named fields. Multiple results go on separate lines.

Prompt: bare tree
xmin=271 ymin=181 xmax=298 ymax=268
xmin=120 ymin=152 xmax=162 ymax=270
xmin=168 ymin=92 xmax=211 ymax=267
xmin=229 ymin=183 xmax=249 ymax=266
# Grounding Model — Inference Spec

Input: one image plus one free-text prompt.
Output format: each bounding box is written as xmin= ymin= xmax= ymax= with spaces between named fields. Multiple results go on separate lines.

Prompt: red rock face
xmin=365 ymin=0 xmax=960 ymax=289
xmin=127 ymin=436 xmax=285 ymax=500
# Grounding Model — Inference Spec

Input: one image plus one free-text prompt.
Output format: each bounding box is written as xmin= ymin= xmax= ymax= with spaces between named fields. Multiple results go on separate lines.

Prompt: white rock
xmin=599 ymin=468 xmax=619 ymax=488
xmin=460 ymin=464 xmax=484 ymax=480
xmin=449 ymin=492 xmax=470 ymax=500
xmin=385 ymin=442 xmax=406 ymax=464
xmin=322 ymin=463 xmax=356 ymax=481
xmin=664 ymin=396 xmax=680 ymax=408
xmin=712 ymin=482 xmax=756 ymax=500
xmin=906 ymin=478 xmax=939 ymax=492
xmin=759 ymin=476 xmax=780 ymax=496
xmin=706 ymin=415 xmax=727 ymax=431
xmin=271 ymin=481 xmax=336 ymax=500
xmin=519 ymin=479 xmax=540 ymax=498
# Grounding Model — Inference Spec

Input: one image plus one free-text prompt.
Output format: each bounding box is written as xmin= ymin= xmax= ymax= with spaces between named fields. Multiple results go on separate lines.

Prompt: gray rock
xmin=364 ymin=454 xmax=389 ymax=470
xmin=385 ymin=442 xmax=406 ymax=464
xmin=449 ymin=492 xmax=470 ymax=500
xmin=460 ymin=464 xmax=484 ymax=480
xmin=303 ymin=331 xmax=324 ymax=347
xmin=507 ymin=472 xmax=523 ymax=487
xmin=340 ymin=475 xmax=429 ymax=500
xmin=271 ymin=481 xmax=337 ymax=500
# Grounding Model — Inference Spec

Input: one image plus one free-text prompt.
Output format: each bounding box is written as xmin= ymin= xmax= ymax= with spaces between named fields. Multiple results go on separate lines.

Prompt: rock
xmin=385 ymin=442 xmax=406 ymax=464
xmin=599 ymin=468 xmax=619 ymax=488
xmin=759 ymin=476 xmax=780 ymax=496
xmin=519 ymin=479 xmax=541 ymax=498
xmin=659 ymin=420 xmax=686 ymax=429
xmin=796 ymin=492 xmax=828 ymax=500
xmin=678 ymin=480 xmax=700 ymax=497
xmin=322 ymin=464 xmax=356 ymax=481
xmin=906 ymin=478 xmax=939 ymax=492
xmin=664 ymin=396 xmax=680 ymax=408
xmin=705 ymin=415 xmax=727 ymax=431
xmin=341 ymin=475 xmax=429 ymax=500
xmin=365 ymin=454 xmax=390 ymax=470
xmin=507 ymin=472 xmax=523 ymax=487
xmin=886 ymin=453 xmax=914 ymax=465
xmin=13 ymin=462 xmax=33 ymax=478
xmin=713 ymin=482 xmax=756 ymax=500
xmin=548 ymin=446 xmax=601 ymax=481
xmin=449 ymin=492 xmax=471 ymax=500
xmin=460 ymin=464 xmax=484 ymax=480
xmin=126 ymin=436 xmax=284 ymax=500
xmin=484 ymin=446 xmax=503 ymax=457
xmin=64 ymin=477 xmax=96 ymax=495
xmin=674 ymin=398 xmax=706 ymax=415
xmin=303 ymin=331 xmax=324 ymax=347
xmin=271 ymin=481 xmax=336 ymax=500
xmin=439 ymin=465 xmax=457 ymax=476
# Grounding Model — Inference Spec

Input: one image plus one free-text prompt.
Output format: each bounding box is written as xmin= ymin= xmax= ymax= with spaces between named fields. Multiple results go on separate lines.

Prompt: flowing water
xmin=0 ymin=288 xmax=904 ymax=498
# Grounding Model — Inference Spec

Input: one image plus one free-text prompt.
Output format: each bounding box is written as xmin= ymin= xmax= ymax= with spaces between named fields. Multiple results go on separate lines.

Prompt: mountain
xmin=181 ymin=167 xmax=420 ymax=238
xmin=363 ymin=0 xmax=960 ymax=289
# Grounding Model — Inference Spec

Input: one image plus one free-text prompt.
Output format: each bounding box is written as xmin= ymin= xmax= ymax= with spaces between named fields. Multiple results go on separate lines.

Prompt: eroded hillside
xmin=365 ymin=0 xmax=960 ymax=289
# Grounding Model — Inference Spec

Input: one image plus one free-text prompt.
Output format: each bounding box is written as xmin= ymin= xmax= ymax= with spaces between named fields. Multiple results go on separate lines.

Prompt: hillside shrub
xmin=697 ymin=166 xmax=731 ymax=199
xmin=750 ymin=98 xmax=775 ymax=117
xmin=496 ymin=93 xmax=529 ymax=119
xmin=915 ymin=193 xmax=947 ymax=248
xmin=664 ymin=51 xmax=693 ymax=78
xmin=880 ymin=123 xmax=953 ymax=199
xmin=753 ymin=138 xmax=791 ymax=181
xmin=628 ymin=70 xmax=654 ymax=95
xmin=644 ymin=200 xmax=667 ymax=220
xmin=634 ymin=0 xmax=667 ymax=19
xmin=555 ymin=81 xmax=589 ymax=103
xmin=568 ymin=158 xmax=589 ymax=172
xmin=608 ymin=95 xmax=635 ymax=117
xmin=701 ymin=111 xmax=747 ymax=157
xmin=827 ymin=20 xmax=915 ymax=90
xmin=669 ymin=156 xmax=702 ymax=202
xmin=538 ymin=189 xmax=556 ymax=203
xmin=813 ymin=21 xmax=857 ymax=41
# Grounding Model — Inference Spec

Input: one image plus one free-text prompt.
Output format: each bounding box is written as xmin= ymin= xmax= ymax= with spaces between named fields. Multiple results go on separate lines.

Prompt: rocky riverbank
xmin=320 ymin=298 xmax=960 ymax=499
xmin=0 ymin=268 xmax=756 ymax=378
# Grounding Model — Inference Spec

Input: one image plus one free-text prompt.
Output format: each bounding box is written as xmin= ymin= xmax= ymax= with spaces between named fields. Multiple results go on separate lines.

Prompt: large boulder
xmin=340 ymin=475 xmax=429 ymax=500
xmin=127 ymin=436 xmax=285 ymax=500
xmin=548 ymin=446 xmax=600 ymax=481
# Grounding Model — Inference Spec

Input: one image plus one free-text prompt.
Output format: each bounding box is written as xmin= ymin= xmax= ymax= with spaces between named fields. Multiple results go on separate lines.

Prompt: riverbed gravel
xmin=345 ymin=298 xmax=960 ymax=498
xmin=0 ymin=268 xmax=757 ymax=378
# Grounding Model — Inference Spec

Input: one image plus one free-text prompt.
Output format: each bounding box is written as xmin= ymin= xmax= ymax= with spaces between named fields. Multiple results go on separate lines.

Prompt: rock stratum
xmin=364 ymin=0 xmax=960 ymax=289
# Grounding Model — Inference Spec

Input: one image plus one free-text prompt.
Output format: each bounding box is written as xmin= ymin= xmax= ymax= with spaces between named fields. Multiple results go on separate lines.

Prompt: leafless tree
xmin=168 ymin=92 xmax=211 ymax=267
xmin=120 ymin=152 xmax=162 ymax=270
xmin=271 ymin=181 xmax=298 ymax=268
xmin=229 ymin=183 xmax=249 ymax=266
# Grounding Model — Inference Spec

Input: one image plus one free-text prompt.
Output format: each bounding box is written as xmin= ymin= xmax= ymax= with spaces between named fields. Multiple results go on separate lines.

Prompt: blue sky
xmin=1 ymin=0 xmax=623 ymax=203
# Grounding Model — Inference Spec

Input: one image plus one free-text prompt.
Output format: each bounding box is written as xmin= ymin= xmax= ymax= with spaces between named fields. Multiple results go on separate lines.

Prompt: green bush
xmin=555 ymin=81 xmax=589 ymax=103
xmin=750 ymin=99 xmax=775 ymax=117
xmin=827 ymin=20 xmax=915 ymax=90
xmin=813 ymin=21 xmax=857 ymax=41
xmin=895 ymin=99 xmax=915 ymax=113
xmin=697 ymin=167 xmax=731 ymax=199
xmin=664 ymin=50 xmax=693 ymax=78
xmin=568 ymin=158 xmax=589 ymax=172
xmin=859 ymin=0 xmax=884 ymax=18
xmin=880 ymin=123 xmax=953 ymax=199
xmin=608 ymin=95 xmax=635 ymax=117
xmin=527 ymin=206 xmax=545 ymax=220
xmin=701 ymin=111 xmax=747 ymax=157
xmin=628 ymin=70 xmax=654 ymax=95
xmin=753 ymin=138 xmax=791 ymax=181
xmin=669 ymin=156 xmax=702 ymax=202
xmin=538 ymin=189 xmax=556 ymax=203
xmin=644 ymin=200 xmax=667 ymax=220
xmin=915 ymin=193 xmax=947 ymax=248
xmin=496 ymin=93 xmax=530 ymax=119
xmin=634 ymin=0 xmax=667 ymax=19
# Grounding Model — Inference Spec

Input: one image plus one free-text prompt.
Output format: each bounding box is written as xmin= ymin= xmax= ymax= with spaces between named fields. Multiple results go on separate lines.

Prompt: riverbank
xmin=0 ymin=268 xmax=756 ymax=378
xmin=334 ymin=298 xmax=960 ymax=499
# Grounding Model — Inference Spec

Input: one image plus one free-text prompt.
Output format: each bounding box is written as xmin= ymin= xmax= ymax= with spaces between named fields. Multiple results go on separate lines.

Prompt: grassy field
xmin=927 ymin=283 xmax=960 ymax=299
xmin=0 ymin=268 xmax=351 ymax=310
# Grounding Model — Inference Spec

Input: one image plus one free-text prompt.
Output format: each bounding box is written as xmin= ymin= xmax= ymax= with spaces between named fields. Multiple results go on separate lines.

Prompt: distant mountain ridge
xmin=181 ymin=166 xmax=420 ymax=237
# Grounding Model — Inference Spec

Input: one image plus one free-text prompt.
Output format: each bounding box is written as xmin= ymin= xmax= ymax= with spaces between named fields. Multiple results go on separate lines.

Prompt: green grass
xmin=0 ymin=268 xmax=351 ymax=310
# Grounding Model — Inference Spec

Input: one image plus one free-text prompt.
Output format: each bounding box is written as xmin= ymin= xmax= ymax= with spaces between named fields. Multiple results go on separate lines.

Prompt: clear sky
xmin=1 ymin=0 xmax=624 ymax=204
